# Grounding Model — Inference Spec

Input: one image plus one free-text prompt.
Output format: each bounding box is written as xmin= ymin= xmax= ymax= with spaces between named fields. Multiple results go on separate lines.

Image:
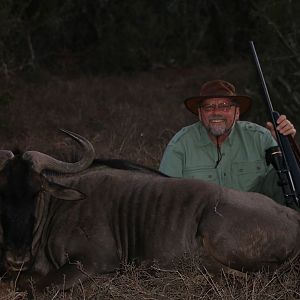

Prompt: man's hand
xmin=266 ymin=114 xmax=296 ymax=140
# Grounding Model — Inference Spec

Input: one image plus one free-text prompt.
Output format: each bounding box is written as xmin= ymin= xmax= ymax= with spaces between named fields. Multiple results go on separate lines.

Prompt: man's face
xmin=198 ymin=98 xmax=240 ymax=137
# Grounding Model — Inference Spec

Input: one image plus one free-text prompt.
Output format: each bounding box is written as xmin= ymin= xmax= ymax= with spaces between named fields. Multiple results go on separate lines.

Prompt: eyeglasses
xmin=200 ymin=103 xmax=236 ymax=112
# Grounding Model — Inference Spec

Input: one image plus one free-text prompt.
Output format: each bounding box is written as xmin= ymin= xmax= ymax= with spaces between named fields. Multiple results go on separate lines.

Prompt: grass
xmin=2 ymin=257 xmax=300 ymax=299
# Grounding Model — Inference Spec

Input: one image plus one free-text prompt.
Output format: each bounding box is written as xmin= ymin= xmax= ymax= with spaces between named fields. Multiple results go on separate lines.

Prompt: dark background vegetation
xmin=0 ymin=0 xmax=300 ymax=298
xmin=1 ymin=0 xmax=300 ymax=73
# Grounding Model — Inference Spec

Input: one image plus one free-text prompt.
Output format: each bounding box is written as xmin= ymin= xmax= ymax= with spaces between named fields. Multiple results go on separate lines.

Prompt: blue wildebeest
xmin=0 ymin=130 xmax=299 ymax=292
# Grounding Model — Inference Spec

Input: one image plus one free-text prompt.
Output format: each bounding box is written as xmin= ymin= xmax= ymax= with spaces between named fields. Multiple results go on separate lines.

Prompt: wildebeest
xmin=0 ymin=129 xmax=300 ymax=292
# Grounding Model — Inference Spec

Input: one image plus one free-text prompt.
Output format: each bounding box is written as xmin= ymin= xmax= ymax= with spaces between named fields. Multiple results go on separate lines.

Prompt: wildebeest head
xmin=0 ymin=130 xmax=94 ymax=272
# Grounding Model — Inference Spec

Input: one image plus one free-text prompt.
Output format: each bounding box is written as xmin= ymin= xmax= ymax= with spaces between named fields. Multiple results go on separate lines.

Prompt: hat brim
xmin=184 ymin=95 xmax=252 ymax=115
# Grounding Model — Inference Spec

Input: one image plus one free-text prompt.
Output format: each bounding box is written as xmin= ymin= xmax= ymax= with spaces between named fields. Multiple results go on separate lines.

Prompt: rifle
xmin=250 ymin=41 xmax=300 ymax=209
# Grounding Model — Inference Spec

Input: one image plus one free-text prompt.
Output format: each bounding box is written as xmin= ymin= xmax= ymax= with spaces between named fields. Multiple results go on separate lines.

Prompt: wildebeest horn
xmin=0 ymin=150 xmax=14 ymax=171
xmin=22 ymin=129 xmax=95 ymax=173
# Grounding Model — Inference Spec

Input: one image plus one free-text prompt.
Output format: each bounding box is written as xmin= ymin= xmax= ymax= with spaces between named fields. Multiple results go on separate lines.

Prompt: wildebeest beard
xmin=0 ymin=156 xmax=37 ymax=271
xmin=206 ymin=115 xmax=231 ymax=137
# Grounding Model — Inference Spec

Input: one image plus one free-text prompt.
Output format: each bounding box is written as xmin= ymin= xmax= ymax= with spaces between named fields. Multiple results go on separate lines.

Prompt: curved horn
xmin=0 ymin=150 xmax=14 ymax=171
xmin=22 ymin=129 xmax=95 ymax=173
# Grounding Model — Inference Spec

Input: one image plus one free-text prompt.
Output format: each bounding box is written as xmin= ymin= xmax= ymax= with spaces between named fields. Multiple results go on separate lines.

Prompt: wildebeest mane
xmin=11 ymin=148 xmax=23 ymax=156
xmin=47 ymin=146 xmax=166 ymax=176
xmin=93 ymin=159 xmax=168 ymax=176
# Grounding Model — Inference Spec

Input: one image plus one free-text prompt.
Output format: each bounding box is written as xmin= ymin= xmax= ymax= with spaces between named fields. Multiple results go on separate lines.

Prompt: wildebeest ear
xmin=43 ymin=181 xmax=86 ymax=201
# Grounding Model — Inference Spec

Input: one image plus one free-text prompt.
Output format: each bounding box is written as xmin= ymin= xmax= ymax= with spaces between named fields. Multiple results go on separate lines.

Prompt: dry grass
xmin=2 ymin=257 xmax=300 ymax=299
xmin=0 ymin=62 xmax=299 ymax=299
xmin=0 ymin=61 xmax=276 ymax=167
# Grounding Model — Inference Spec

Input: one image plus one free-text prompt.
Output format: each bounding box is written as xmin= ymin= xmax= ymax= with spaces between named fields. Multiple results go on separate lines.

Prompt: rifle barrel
xmin=250 ymin=41 xmax=300 ymax=208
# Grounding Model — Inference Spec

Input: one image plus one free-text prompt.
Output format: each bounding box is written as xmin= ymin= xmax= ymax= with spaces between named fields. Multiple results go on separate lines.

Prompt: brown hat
xmin=184 ymin=80 xmax=252 ymax=115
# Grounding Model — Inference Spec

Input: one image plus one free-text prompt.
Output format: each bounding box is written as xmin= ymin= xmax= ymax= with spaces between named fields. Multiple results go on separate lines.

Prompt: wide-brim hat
xmin=184 ymin=80 xmax=252 ymax=115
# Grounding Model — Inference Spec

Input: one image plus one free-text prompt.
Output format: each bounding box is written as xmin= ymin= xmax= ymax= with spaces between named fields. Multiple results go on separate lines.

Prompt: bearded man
xmin=159 ymin=80 xmax=296 ymax=205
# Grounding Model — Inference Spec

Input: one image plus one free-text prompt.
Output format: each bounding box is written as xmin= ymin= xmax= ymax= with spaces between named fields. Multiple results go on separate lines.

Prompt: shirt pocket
xmin=231 ymin=160 xmax=267 ymax=191
xmin=183 ymin=166 xmax=218 ymax=182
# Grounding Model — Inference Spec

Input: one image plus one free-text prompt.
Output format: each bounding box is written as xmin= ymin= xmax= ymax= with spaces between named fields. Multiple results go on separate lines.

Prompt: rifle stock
xmin=250 ymin=41 xmax=300 ymax=208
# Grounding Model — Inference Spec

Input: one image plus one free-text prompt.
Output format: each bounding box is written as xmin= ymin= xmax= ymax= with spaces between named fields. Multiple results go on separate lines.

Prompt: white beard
xmin=209 ymin=123 xmax=226 ymax=136
xmin=207 ymin=118 xmax=227 ymax=137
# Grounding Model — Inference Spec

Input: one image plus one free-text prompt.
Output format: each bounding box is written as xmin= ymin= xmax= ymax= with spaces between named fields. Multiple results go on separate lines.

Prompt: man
xmin=159 ymin=80 xmax=296 ymax=205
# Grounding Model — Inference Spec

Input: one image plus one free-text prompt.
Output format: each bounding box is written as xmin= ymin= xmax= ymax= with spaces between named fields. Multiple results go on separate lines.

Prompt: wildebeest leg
xmin=36 ymin=230 xmax=121 ymax=291
xmin=197 ymin=238 xmax=247 ymax=278
xmin=34 ymin=221 xmax=121 ymax=291
xmin=198 ymin=248 xmax=242 ymax=276
xmin=35 ymin=257 xmax=118 ymax=291
xmin=35 ymin=263 xmax=89 ymax=291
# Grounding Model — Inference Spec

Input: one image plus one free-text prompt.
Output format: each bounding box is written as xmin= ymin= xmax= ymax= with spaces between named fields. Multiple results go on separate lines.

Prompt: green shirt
xmin=159 ymin=121 xmax=284 ymax=204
